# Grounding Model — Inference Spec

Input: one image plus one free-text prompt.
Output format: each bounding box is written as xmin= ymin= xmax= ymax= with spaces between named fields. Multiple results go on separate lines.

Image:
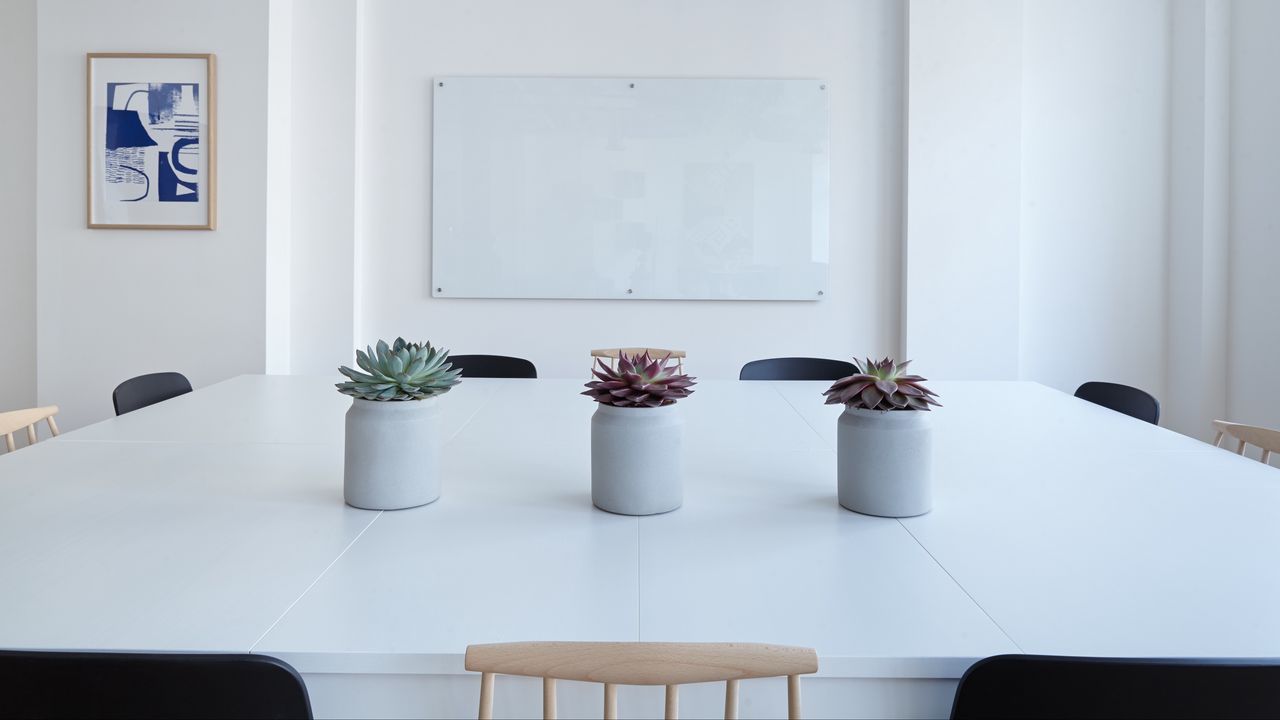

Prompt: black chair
xmin=448 ymin=355 xmax=537 ymax=379
xmin=0 ymin=650 xmax=312 ymax=719
xmin=951 ymin=654 xmax=1280 ymax=720
xmin=739 ymin=357 xmax=855 ymax=381
xmin=113 ymin=372 xmax=193 ymax=416
xmin=1074 ymin=381 xmax=1160 ymax=424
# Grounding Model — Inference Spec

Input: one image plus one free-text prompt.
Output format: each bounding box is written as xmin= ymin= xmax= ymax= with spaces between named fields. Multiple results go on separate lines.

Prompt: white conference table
xmin=1 ymin=375 xmax=1278 ymax=719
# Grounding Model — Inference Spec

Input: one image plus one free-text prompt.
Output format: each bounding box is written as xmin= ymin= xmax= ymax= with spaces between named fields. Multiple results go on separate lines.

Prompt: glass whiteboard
xmin=431 ymin=77 xmax=829 ymax=301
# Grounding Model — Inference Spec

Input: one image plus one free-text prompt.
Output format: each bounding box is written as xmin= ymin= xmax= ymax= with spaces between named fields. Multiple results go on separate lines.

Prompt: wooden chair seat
xmin=0 ymin=406 xmax=60 ymax=454
xmin=1212 ymin=420 xmax=1280 ymax=465
xmin=465 ymin=641 xmax=817 ymax=720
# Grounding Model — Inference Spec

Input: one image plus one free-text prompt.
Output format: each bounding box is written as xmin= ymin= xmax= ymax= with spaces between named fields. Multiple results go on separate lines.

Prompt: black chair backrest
xmin=1074 ymin=381 xmax=1160 ymax=424
xmin=448 ymin=354 xmax=537 ymax=379
xmin=0 ymin=650 xmax=312 ymax=719
xmin=739 ymin=357 xmax=855 ymax=381
xmin=951 ymin=655 xmax=1280 ymax=720
xmin=113 ymin=372 xmax=193 ymax=416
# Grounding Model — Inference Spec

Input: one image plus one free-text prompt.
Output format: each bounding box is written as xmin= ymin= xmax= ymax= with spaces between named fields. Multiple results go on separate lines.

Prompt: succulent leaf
xmin=582 ymin=352 xmax=696 ymax=408
xmin=823 ymin=357 xmax=941 ymax=411
xmin=336 ymin=338 xmax=462 ymax=401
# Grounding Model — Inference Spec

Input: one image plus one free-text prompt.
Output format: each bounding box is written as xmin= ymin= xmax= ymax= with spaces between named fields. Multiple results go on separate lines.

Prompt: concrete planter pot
xmin=343 ymin=397 xmax=442 ymax=510
xmin=591 ymin=403 xmax=683 ymax=516
xmin=837 ymin=406 xmax=932 ymax=517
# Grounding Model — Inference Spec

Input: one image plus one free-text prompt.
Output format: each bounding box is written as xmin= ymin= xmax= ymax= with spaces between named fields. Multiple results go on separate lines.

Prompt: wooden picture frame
xmin=86 ymin=53 xmax=217 ymax=230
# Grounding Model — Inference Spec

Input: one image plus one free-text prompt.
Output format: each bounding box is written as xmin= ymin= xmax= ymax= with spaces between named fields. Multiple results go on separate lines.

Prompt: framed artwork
xmin=87 ymin=53 xmax=216 ymax=229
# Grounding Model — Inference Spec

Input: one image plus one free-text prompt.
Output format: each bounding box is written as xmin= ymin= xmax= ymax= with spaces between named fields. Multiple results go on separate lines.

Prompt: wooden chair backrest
xmin=0 ymin=406 xmax=60 ymax=454
xmin=1212 ymin=420 xmax=1280 ymax=465
xmin=590 ymin=348 xmax=687 ymax=372
xmin=464 ymin=642 xmax=817 ymax=720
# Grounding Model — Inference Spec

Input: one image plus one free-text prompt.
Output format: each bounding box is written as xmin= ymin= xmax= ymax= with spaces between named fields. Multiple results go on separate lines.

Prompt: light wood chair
xmin=1212 ymin=420 xmax=1280 ymax=465
xmin=464 ymin=642 xmax=817 ymax=720
xmin=0 ymin=406 xmax=60 ymax=454
xmin=590 ymin=348 xmax=687 ymax=371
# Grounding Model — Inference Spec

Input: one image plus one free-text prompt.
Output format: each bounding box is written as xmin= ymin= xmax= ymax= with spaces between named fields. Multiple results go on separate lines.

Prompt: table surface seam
xmin=895 ymin=517 xmax=1025 ymax=655
xmin=769 ymin=381 xmax=835 ymax=451
xmin=248 ymin=509 xmax=385 ymax=654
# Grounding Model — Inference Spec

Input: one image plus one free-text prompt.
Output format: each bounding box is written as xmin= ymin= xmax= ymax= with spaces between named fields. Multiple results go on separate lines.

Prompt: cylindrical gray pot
xmin=837 ymin=407 xmax=933 ymax=517
xmin=344 ymin=397 xmax=442 ymax=510
xmin=591 ymin=403 xmax=683 ymax=516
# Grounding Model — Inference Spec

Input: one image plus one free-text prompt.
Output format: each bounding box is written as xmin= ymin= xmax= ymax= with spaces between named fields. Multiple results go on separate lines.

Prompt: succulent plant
xmin=336 ymin=338 xmax=462 ymax=401
xmin=582 ymin=351 xmax=697 ymax=408
xmin=823 ymin=357 xmax=941 ymax=411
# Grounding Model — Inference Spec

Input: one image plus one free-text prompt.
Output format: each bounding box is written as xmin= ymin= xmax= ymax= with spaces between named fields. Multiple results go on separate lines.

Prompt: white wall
xmin=356 ymin=0 xmax=905 ymax=380
xmin=904 ymin=0 xmax=1023 ymax=379
xmin=1227 ymin=0 xmax=1280 ymax=432
xmin=11 ymin=0 xmax=1276 ymax=439
xmin=35 ymin=0 xmax=272 ymax=430
xmin=1018 ymin=0 xmax=1171 ymax=401
xmin=0 ymin=0 xmax=37 ymax=416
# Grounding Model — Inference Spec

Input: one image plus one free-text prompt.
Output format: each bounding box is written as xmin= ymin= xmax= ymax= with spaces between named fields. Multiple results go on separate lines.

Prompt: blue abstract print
xmin=104 ymin=82 xmax=200 ymax=204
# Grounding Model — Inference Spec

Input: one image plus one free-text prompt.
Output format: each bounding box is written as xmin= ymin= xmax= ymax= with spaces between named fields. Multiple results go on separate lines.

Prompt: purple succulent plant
xmin=823 ymin=357 xmax=941 ymax=411
xmin=582 ymin=351 xmax=697 ymax=408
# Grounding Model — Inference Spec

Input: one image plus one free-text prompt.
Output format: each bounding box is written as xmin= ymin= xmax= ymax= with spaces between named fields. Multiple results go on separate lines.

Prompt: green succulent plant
xmin=336 ymin=338 xmax=462 ymax=401
xmin=823 ymin=357 xmax=941 ymax=411
xmin=582 ymin=351 xmax=696 ymax=408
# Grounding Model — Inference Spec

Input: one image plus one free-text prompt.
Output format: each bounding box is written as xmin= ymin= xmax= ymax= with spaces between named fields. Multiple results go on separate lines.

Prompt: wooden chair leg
xmin=665 ymin=684 xmax=679 ymax=720
xmin=478 ymin=672 xmax=494 ymax=720
xmin=787 ymin=674 xmax=802 ymax=720
xmin=47 ymin=416 xmax=60 ymax=437
xmin=26 ymin=424 xmax=37 ymax=446
xmin=4 ymin=433 xmax=14 ymax=453
xmin=543 ymin=677 xmax=556 ymax=720
xmin=724 ymin=679 xmax=739 ymax=720
xmin=604 ymin=683 xmax=618 ymax=720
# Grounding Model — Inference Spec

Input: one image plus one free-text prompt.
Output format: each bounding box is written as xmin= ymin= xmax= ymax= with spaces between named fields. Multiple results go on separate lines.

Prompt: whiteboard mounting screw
xmin=438 ymin=82 xmax=444 ymax=87
xmin=820 ymin=84 xmax=826 ymax=90
xmin=627 ymin=288 xmax=633 ymax=294
xmin=629 ymin=83 xmax=635 ymax=88
xmin=817 ymin=290 xmax=824 ymax=296
xmin=436 ymin=287 xmax=442 ymax=292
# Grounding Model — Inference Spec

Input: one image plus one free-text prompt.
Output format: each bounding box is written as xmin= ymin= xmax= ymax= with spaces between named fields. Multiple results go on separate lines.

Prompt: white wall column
xmin=1227 ymin=0 xmax=1280 ymax=432
xmin=265 ymin=0 xmax=294 ymax=374
xmin=1165 ymin=0 xmax=1231 ymax=439
xmin=0 ymin=0 xmax=37 ymax=413
xmin=904 ymin=0 xmax=1023 ymax=378
xmin=289 ymin=0 xmax=363 ymax=374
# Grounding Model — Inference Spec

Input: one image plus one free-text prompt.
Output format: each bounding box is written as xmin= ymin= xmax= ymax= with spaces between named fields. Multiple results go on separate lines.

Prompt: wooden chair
xmin=0 ymin=406 xmax=60 ymax=454
xmin=1212 ymin=420 xmax=1280 ymax=465
xmin=591 ymin=348 xmax=687 ymax=371
xmin=465 ymin=642 xmax=817 ymax=720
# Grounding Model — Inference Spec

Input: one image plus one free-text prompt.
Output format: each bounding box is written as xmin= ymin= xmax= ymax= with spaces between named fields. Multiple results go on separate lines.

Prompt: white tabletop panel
xmin=901 ymin=445 xmax=1280 ymax=657
xmin=254 ymin=442 xmax=642 ymax=672
xmin=638 ymin=448 xmax=1019 ymax=676
xmin=0 ymin=440 xmax=375 ymax=652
